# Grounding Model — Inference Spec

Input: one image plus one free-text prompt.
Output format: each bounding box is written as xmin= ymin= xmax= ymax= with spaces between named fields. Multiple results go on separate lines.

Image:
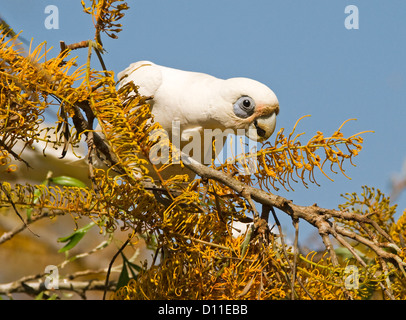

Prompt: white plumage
xmin=118 ymin=61 xmax=279 ymax=179
xmin=118 ymin=61 xmax=279 ymax=143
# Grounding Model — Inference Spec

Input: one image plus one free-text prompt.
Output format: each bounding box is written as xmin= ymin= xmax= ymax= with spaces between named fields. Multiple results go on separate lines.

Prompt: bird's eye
xmin=233 ymin=96 xmax=255 ymax=118
xmin=243 ymin=99 xmax=251 ymax=108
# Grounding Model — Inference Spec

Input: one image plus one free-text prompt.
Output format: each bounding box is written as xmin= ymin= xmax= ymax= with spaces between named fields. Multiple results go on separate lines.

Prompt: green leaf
xmin=240 ymin=224 xmax=253 ymax=258
xmin=335 ymin=246 xmax=367 ymax=261
xmin=57 ymin=222 xmax=95 ymax=253
xmin=34 ymin=291 xmax=59 ymax=300
xmin=127 ymin=260 xmax=142 ymax=278
xmin=116 ymin=252 xmax=142 ymax=290
xmin=35 ymin=291 xmax=44 ymax=300
xmin=50 ymin=176 xmax=87 ymax=188
xmin=117 ymin=260 xmax=130 ymax=289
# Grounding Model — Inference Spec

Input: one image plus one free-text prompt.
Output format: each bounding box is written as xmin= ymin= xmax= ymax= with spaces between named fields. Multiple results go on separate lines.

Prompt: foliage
xmin=217 ymin=116 xmax=368 ymax=192
xmin=1 ymin=1 xmax=406 ymax=300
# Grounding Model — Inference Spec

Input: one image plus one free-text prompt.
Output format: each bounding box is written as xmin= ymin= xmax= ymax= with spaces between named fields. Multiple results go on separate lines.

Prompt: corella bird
xmin=1 ymin=61 xmax=279 ymax=183
xmin=118 ymin=61 xmax=279 ymax=143
xmin=118 ymin=61 xmax=280 ymax=178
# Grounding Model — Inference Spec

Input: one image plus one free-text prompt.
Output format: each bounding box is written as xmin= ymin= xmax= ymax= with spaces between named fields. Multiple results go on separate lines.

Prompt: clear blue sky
xmin=1 ymin=1 xmax=406 ymax=247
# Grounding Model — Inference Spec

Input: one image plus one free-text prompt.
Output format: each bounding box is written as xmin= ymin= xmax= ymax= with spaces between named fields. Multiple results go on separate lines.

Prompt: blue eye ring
xmin=233 ymin=96 xmax=255 ymax=118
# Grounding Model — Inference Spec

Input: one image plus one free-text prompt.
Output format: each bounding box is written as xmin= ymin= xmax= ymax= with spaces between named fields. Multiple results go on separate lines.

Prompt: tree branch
xmin=181 ymin=154 xmax=406 ymax=271
xmin=0 ymin=278 xmax=116 ymax=298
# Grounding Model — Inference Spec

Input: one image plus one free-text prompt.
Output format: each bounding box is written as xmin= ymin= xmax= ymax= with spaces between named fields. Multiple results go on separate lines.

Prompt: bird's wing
xmin=117 ymin=61 xmax=163 ymax=98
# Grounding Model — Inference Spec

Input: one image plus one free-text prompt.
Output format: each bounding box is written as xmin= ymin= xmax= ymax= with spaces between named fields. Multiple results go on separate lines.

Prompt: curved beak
xmin=245 ymin=112 xmax=277 ymax=141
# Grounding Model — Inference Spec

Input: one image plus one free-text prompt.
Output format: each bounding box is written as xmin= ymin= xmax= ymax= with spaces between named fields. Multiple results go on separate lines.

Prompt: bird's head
xmin=215 ymin=77 xmax=279 ymax=141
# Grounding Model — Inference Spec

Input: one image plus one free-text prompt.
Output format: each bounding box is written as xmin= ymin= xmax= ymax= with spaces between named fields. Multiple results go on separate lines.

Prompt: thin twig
xmin=291 ymin=217 xmax=299 ymax=300
xmin=0 ymin=278 xmax=116 ymax=297
xmin=269 ymin=205 xmax=295 ymax=297
xmin=103 ymin=236 xmax=132 ymax=300
xmin=0 ymin=183 xmax=39 ymax=238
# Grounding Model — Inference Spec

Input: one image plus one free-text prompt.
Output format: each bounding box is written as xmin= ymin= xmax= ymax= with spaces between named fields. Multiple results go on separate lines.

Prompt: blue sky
xmin=1 ymin=1 xmax=406 ymax=247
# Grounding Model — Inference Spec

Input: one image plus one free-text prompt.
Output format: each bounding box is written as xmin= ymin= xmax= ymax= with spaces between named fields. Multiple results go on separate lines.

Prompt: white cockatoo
xmin=1 ymin=61 xmax=279 ymax=184
xmin=117 ymin=61 xmax=280 ymax=179
xmin=118 ymin=61 xmax=279 ymax=143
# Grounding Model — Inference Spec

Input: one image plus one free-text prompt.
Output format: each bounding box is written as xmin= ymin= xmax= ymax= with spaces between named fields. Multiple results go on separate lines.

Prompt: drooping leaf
xmin=57 ymin=222 xmax=95 ymax=253
xmin=50 ymin=176 xmax=87 ymax=188
xmin=116 ymin=252 xmax=142 ymax=290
